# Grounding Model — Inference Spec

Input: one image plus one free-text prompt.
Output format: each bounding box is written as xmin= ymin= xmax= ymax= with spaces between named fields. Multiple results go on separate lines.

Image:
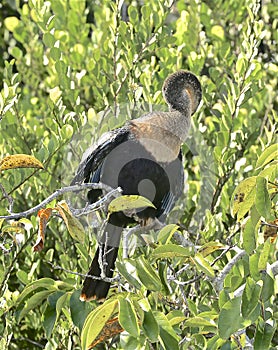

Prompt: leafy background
xmin=0 ymin=0 xmax=277 ymax=349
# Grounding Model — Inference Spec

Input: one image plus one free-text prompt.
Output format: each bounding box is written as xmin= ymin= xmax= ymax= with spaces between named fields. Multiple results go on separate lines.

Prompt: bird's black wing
xmin=159 ymin=150 xmax=184 ymax=221
xmin=71 ymin=126 xmax=131 ymax=186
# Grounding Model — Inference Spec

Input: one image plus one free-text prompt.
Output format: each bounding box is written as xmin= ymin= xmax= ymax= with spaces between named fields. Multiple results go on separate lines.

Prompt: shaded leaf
xmin=70 ymin=291 xmax=91 ymax=331
xmin=18 ymin=290 xmax=56 ymax=322
xmin=255 ymin=177 xmax=271 ymax=219
xmin=119 ymin=298 xmax=140 ymax=337
xmin=254 ymin=320 xmax=276 ymax=350
xmin=241 ymin=277 xmax=262 ymax=318
xmin=242 ymin=207 xmax=260 ymax=254
xmin=142 ymin=309 xmax=159 ymax=342
xmin=153 ymin=311 xmax=179 ymax=350
xmin=57 ymin=200 xmax=85 ymax=243
xmin=218 ymin=297 xmax=243 ymax=339
xmin=17 ymin=278 xmax=57 ymax=304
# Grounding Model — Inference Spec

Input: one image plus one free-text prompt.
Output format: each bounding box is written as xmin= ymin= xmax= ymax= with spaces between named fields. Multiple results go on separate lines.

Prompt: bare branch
xmin=122 ymin=218 xmax=164 ymax=259
xmin=213 ymin=248 xmax=246 ymax=293
xmin=0 ymin=183 xmax=122 ymax=220
xmin=0 ymin=183 xmax=14 ymax=213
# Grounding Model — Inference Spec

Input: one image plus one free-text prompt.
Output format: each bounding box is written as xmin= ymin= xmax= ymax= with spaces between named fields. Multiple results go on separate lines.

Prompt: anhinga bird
xmin=71 ymin=71 xmax=202 ymax=301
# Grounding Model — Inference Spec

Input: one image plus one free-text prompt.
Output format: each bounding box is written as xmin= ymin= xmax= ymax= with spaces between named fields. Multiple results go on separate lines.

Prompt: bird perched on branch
xmin=71 ymin=71 xmax=202 ymax=301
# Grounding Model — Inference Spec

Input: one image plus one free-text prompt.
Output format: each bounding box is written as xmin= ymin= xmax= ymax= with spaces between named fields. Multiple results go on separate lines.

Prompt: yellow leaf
xmin=49 ymin=86 xmax=62 ymax=103
xmin=231 ymin=176 xmax=257 ymax=220
xmin=56 ymin=201 xmax=85 ymax=243
xmin=211 ymin=25 xmax=225 ymax=40
xmin=108 ymin=195 xmax=156 ymax=215
xmin=198 ymin=242 xmax=224 ymax=257
xmin=0 ymin=154 xmax=44 ymax=171
xmin=4 ymin=17 xmax=19 ymax=32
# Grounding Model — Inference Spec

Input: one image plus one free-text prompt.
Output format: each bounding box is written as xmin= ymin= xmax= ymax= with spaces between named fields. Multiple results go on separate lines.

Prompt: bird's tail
xmin=80 ymin=223 xmax=122 ymax=301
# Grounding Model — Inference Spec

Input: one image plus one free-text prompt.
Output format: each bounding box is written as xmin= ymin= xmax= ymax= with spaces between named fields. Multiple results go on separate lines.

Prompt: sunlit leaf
xmin=81 ymin=299 xmax=118 ymax=350
xmin=218 ymin=297 xmax=244 ymax=339
xmin=256 ymin=144 xmax=278 ymax=169
xmin=108 ymin=195 xmax=155 ymax=215
xmin=0 ymin=154 xmax=44 ymax=171
xmin=152 ymin=243 xmax=194 ymax=259
xmin=231 ymin=176 xmax=257 ymax=220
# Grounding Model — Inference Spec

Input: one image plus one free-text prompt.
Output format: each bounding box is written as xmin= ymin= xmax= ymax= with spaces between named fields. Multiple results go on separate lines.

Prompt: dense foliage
xmin=0 ymin=0 xmax=277 ymax=349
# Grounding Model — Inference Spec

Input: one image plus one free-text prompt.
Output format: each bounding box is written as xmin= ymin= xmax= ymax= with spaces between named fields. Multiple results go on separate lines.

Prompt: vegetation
xmin=0 ymin=0 xmax=277 ymax=349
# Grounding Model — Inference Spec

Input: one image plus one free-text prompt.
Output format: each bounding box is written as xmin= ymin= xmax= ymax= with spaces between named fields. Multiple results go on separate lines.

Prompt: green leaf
xmin=50 ymin=47 xmax=61 ymax=61
xmin=60 ymin=124 xmax=74 ymax=139
xmin=153 ymin=312 xmax=179 ymax=350
xmin=242 ymin=207 xmax=260 ymax=254
xmin=119 ymin=298 xmax=140 ymax=337
xmin=10 ymin=47 xmax=22 ymax=59
xmin=136 ymin=256 xmax=162 ymax=292
xmin=231 ymin=176 xmax=257 ymax=220
xmin=166 ymin=310 xmax=186 ymax=326
xmin=43 ymin=291 xmax=65 ymax=339
xmin=255 ymin=177 xmax=271 ymax=219
xmin=157 ymin=224 xmax=179 ymax=244
xmin=258 ymin=163 xmax=278 ymax=180
xmin=254 ymin=320 xmax=276 ymax=350
xmin=256 ymin=144 xmax=278 ymax=169
xmin=18 ymin=290 xmax=56 ymax=322
xmin=236 ymin=55 xmax=247 ymax=75
xmin=142 ymin=310 xmax=159 ymax=342
xmin=43 ymin=304 xmax=57 ymax=339
xmin=241 ymin=278 xmax=262 ymax=318
xmin=43 ymin=33 xmax=56 ymax=47
xmin=57 ymin=201 xmax=85 ymax=243
xmin=17 ymin=278 xmax=57 ymax=304
xmin=152 ymin=243 xmax=194 ymax=259
xmin=108 ymin=195 xmax=155 ymax=215
xmin=81 ymin=299 xmax=118 ymax=350
xmin=218 ymin=297 xmax=243 ymax=339
xmin=193 ymin=253 xmax=215 ymax=278
xmin=49 ymin=86 xmax=62 ymax=103
xmin=70 ymin=291 xmax=91 ymax=331
xmin=184 ymin=316 xmax=216 ymax=328
xmin=258 ymin=238 xmax=271 ymax=271
xmin=116 ymin=260 xmax=142 ymax=290
xmin=261 ymin=272 xmax=274 ymax=303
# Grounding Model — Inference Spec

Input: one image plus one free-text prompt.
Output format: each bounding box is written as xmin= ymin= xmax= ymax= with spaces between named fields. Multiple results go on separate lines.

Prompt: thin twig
xmin=47 ymin=261 xmax=119 ymax=283
xmin=0 ymin=183 xmax=14 ymax=213
xmin=0 ymin=183 xmax=122 ymax=220
xmin=122 ymin=219 xmax=165 ymax=259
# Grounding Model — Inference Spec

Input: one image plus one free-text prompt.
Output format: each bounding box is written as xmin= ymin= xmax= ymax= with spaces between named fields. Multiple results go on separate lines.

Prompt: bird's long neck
xmin=130 ymin=110 xmax=190 ymax=162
